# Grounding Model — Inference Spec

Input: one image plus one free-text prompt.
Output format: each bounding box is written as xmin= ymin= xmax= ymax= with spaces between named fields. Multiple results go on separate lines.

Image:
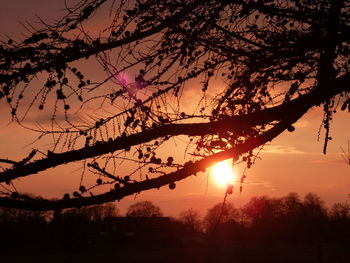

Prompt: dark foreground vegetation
xmin=0 ymin=193 xmax=349 ymax=262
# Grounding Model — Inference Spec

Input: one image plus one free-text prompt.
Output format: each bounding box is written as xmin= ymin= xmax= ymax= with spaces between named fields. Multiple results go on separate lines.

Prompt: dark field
xmin=1 ymin=242 xmax=349 ymax=263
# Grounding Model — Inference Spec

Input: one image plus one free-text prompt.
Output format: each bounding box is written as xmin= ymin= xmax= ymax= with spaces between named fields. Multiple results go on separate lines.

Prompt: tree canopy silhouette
xmin=0 ymin=0 xmax=349 ymax=210
xmin=204 ymin=202 xmax=241 ymax=233
xmin=126 ymin=201 xmax=163 ymax=217
xmin=178 ymin=208 xmax=203 ymax=232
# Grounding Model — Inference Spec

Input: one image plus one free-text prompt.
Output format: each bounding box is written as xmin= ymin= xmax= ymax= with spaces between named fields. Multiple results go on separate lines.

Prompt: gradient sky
xmin=0 ymin=0 xmax=349 ymax=217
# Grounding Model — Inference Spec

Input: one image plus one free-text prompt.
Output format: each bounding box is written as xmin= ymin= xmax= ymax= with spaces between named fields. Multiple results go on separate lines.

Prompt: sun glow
xmin=211 ymin=159 xmax=235 ymax=186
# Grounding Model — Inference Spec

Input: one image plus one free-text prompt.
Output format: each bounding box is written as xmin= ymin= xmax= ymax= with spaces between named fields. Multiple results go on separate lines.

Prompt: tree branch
xmin=0 ymin=73 xmax=348 ymax=183
xmin=0 ymin=0 xmax=206 ymax=85
xmin=0 ymin=108 xmax=304 ymax=210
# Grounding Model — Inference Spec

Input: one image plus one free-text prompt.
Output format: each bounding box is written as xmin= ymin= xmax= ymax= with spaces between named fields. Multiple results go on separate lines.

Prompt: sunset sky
xmin=0 ymin=0 xmax=349 ymax=217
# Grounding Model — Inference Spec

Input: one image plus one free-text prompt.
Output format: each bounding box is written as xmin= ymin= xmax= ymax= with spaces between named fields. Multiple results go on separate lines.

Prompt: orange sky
xmin=0 ymin=0 xmax=349 ymax=217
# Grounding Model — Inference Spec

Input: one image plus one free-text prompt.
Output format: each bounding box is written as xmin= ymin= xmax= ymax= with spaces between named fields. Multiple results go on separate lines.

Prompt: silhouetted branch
xmin=0 ymin=75 xmax=348 ymax=184
xmin=0 ymin=159 xmax=18 ymax=165
xmin=340 ymin=140 xmax=350 ymax=165
xmin=0 ymin=0 xmax=349 ymax=209
xmin=0 ymin=112 xmax=301 ymax=210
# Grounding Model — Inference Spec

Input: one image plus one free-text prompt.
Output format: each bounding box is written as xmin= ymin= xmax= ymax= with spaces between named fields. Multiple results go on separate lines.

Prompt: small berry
xmin=287 ymin=126 xmax=295 ymax=132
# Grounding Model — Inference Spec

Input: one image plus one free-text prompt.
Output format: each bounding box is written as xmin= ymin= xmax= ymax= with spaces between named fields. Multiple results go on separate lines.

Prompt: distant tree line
xmin=200 ymin=193 xmax=350 ymax=245
xmin=169 ymin=192 xmax=350 ymax=245
xmin=1 ymin=193 xmax=350 ymax=250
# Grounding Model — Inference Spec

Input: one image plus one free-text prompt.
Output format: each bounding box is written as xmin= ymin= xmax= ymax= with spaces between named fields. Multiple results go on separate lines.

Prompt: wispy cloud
xmin=261 ymin=145 xmax=305 ymax=154
xmin=244 ymin=180 xmax=277 ymax=190
xmin=311 ymin=159 xmax=345 ymax=164
xmin=294 ymin=120 xmax=310 ymax=128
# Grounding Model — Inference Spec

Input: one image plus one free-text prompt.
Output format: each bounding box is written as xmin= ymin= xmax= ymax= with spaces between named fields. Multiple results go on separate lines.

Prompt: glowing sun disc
xmin=212 ymin=159 xmax=235 ymax=186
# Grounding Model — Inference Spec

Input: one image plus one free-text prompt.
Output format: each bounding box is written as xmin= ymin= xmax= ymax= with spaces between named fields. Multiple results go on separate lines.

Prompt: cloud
xmin=261 ymin=145 xmax=305 ymax=154
xmin=294 ymin=120 xmax=310 ymax=128
xmin=244 ymin=180 xmax=277 ymax=190
xmin=311 ymin=159 xmax=346 ymax=164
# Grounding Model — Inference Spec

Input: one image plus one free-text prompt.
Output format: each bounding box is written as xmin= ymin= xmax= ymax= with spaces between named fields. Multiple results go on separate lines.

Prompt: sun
xmin=211 ymin=159 xmax=235 ymax=186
